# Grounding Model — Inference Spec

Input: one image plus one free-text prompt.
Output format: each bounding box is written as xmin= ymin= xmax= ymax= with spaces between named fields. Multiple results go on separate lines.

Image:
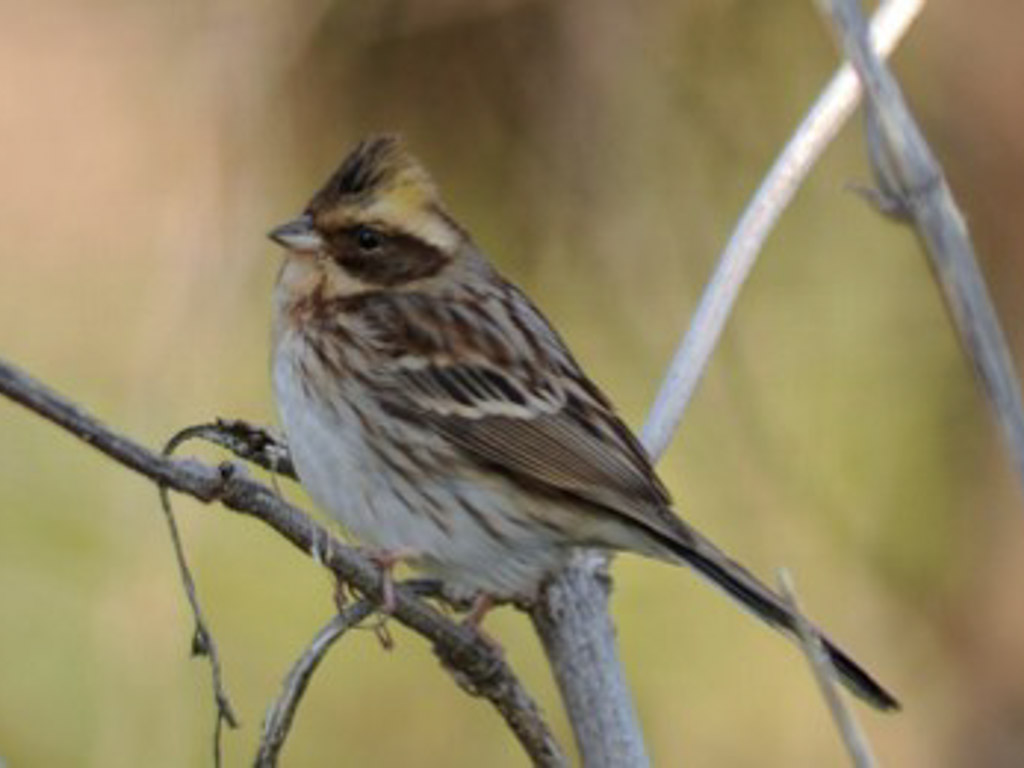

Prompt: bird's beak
xmin=268 ymin=214 xmax=324 ymax=253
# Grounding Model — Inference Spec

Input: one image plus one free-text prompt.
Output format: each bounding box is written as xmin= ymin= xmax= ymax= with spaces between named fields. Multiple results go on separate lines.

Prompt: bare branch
xmin=157 ymin=423 xmax=294 ymax=766
xmin=642 ymin=0 xmax=926 ymax=458
xmin=0 ymin=356 xmax=566 ymax=768
xmin=778 ymin=570 xmax=877 ymax=768
xmin=255 ymin=601 xmax=376 ymax=767
xmin=531 ymin=552 xmax=648 ymax=767
xmin=815 ymin=0 xmax=1024 ymax=496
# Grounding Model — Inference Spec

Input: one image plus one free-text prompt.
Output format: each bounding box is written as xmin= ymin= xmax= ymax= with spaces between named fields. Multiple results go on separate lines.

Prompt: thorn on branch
xmin=844 ymin=180 xmax=911 ymax=221
xmin=192 ymin=625 xmax=210 ymax=657
xmin=368 ymin=615 xmax=396 ymax=651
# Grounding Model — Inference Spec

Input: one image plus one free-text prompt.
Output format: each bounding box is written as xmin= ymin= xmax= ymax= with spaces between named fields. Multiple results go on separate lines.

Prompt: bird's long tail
xmin=657 ymin=519 xmax=899 ymax=711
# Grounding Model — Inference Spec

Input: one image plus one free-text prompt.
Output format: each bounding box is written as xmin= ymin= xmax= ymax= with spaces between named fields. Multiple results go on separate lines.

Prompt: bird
xmin=267 ymin=134 xmax=899 ymax=711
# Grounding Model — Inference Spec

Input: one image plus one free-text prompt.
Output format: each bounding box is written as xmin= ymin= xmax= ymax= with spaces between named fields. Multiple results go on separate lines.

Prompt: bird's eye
xmin=354 ymin=226 xmax=383 ymax=252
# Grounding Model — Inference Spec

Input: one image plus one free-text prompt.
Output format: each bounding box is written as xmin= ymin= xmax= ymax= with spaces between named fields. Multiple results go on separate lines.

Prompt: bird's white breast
xmin=272 ymin=328 xmax=569 ymax=599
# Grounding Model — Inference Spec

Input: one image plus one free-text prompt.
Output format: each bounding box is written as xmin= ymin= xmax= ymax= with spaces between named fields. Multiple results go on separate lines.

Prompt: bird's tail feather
xmin=658 ymin=521 xmax=899 ymax=711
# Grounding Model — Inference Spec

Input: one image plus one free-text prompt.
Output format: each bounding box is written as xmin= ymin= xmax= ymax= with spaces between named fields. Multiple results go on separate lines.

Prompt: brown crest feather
xmin=307 ymin=135 xmax=438 ymax=214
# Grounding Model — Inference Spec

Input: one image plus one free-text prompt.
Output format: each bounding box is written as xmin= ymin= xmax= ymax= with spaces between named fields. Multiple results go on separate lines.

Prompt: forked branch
xmin=815 ymin=0 xmax=1024 ymax=497
xmin=255 ymin=600 xmax=375 ymax=767
xmin=0 ymin=357 xmax=566 ymax=768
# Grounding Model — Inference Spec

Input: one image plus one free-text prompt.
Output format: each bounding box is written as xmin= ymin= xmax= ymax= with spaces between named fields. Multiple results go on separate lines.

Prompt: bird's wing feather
xmin=347 ymin=286 xmax=901 ymax=711
xmin=366 ymin=286 xmax=683 ymax=543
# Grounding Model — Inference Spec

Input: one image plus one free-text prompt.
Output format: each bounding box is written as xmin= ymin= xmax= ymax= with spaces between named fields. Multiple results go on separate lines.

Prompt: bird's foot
xmin=462 ymin=593 xmax=504 ymax=657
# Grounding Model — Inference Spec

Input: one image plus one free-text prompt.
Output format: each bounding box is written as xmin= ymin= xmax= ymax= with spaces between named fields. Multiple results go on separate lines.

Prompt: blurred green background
xmin=2 ymin=0 xmax=1023 ymax=765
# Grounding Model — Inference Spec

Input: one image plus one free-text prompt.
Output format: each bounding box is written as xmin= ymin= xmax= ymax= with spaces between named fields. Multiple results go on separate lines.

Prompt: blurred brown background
xmin=1 ymin=0 xmax=1023 ymax=765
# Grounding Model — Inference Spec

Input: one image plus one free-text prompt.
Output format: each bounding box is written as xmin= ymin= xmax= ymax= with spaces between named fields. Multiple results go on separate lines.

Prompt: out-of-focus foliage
xmin=1 ymin=0 xmax=1022 ymax=765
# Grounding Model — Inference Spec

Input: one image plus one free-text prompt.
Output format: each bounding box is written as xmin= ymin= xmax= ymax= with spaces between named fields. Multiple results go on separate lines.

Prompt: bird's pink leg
xmin=360 ymin=548 xmax=417 ymax=614
xmin=464 ymin=593 xmax=495 ymax=629
xmin=463 ymin=593 xmax=505 ymax=656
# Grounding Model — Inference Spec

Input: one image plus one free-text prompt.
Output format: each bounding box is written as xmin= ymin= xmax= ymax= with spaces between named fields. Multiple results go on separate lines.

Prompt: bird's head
xmin=270 ymin=135 xmax=469 ymax=300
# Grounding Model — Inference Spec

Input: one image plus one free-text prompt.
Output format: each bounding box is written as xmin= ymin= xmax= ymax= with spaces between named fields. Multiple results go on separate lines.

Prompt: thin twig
xmin=816 ymin=0 xmax=1024 ymax=496
xmin=159 ymin=430 xmax=245 ymax=767
xmin=181 ymin=420 xmax=297 ymax=479
xmin=157 ymin=482 xmax=239 ymax=767
xmin=253 ymin=574 xmax=441 ymax=765
xmin=0 ymin=356 xmax=566 ymax=768
xmin=254 ymin=601 xmax=376 ymax=767
xmin=642 ymin=0 xmax=926 ymax=458
xmin=777 ymin=570 xmax=877 ymax=768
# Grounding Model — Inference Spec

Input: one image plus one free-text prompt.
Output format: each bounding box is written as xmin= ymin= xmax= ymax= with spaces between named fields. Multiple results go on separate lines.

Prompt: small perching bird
xmin=268 ymin=135 xmax=899 ymax=711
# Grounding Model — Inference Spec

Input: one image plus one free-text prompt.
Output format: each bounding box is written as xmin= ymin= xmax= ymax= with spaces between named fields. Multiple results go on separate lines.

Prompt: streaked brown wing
xmin=342 ymin=280 xmax=686 ymax=544
xmin=375 ymin=351 xmax=680 ymax=542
